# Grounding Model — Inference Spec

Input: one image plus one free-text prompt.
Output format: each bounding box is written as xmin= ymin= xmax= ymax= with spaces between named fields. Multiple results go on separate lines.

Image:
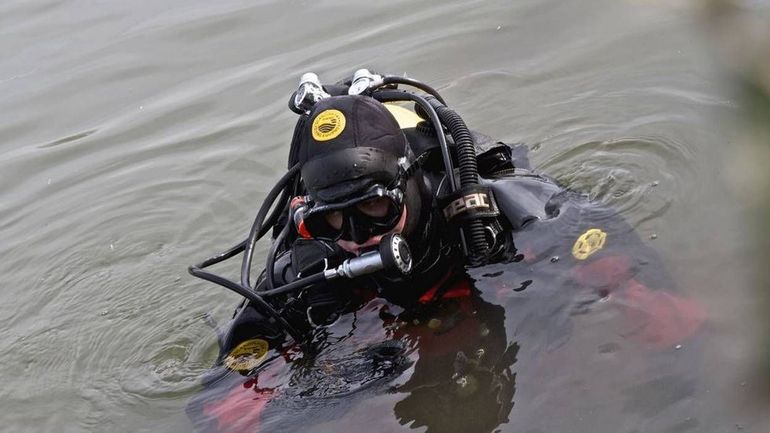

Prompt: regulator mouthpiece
xmin=324 ymin=234 xmax=412 ymax=280
xmin=379 ymin=233 xmax=412 ymax=275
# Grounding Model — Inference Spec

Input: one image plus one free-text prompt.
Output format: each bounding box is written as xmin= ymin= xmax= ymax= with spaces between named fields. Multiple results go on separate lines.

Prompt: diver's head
xmin=295 ymin=95 xmax=428 ymax=255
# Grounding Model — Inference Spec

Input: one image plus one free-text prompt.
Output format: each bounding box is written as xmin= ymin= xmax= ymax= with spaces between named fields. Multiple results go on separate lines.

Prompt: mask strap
xmin=389 ymin=151 xmax=430 ymax=190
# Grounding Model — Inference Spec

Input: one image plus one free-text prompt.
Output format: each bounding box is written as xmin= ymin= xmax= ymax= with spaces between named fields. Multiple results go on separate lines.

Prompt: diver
xmin=187 ymin=70 xmax=705 ymax=433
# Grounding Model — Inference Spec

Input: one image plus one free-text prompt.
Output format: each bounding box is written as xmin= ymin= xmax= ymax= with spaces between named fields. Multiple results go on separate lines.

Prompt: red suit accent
xmin=571 ymin=254 xmax=705 ymax=350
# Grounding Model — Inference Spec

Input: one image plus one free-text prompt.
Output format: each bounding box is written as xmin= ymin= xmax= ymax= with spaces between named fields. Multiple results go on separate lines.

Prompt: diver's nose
xmin=347 ymin=215 xmax=370 ymax=244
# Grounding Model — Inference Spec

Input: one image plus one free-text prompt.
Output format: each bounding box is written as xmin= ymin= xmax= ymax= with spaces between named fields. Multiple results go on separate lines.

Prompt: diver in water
xmin=187 ymin=70 xmax=705 ymax=433
xmin=276 ymin=93 xmax=474 ymax=311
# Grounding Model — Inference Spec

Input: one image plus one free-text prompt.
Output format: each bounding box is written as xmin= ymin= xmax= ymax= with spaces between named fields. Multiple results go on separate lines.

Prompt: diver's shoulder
xmin=479 ymin=164 xmax=563 ymax=229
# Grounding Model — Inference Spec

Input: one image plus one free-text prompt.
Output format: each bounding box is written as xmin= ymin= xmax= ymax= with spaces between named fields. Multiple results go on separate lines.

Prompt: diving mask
xmin=293 ymin=185 xmax=404 ymax=244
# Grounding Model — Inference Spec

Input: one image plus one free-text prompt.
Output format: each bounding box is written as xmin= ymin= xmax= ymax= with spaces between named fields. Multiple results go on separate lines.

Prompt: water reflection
xmin=188 ymin=277 xmax=517 ymax=433
xmin=390 ymin=280 xmax=515 ymax=433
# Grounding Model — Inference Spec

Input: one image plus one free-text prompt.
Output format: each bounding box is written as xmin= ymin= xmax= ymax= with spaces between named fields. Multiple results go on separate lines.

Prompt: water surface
xmin=1 ymin=0 xmax=766 ymax=432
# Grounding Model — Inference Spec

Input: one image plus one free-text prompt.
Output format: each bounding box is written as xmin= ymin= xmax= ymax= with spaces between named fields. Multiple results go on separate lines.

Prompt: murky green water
xmin=1 ymin=0 xmax=768 ymax=432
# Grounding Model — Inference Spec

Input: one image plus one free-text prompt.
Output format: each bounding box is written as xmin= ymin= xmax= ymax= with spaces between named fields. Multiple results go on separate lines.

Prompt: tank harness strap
xmin=437 ymin=185 xmax=500 ymax=227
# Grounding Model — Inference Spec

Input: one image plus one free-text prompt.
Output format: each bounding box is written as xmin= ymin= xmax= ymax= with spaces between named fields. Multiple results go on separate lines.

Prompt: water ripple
xmin=539 ymin=135 xmax=693 ymax=226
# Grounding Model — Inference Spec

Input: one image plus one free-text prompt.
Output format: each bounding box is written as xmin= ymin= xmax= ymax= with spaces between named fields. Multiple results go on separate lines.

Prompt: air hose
xmin=380 ymin=76 xmax=447 ymax=105
xmin=371 ymin=89 xmax=490 ymax=263
xmin=190 ymin=163 xmax=305 ymax=344
xmin=427 ymin=98 xmax=490 ymax=264
xmin=241 ymin=163 xmax=301 ymax=290
xmin=372 ymin=90 xmax=458 ymax=191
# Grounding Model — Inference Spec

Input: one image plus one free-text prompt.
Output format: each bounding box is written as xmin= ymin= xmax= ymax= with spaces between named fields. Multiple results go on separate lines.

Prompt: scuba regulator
xmin=189 ymin=69 xmax=499 ymax=345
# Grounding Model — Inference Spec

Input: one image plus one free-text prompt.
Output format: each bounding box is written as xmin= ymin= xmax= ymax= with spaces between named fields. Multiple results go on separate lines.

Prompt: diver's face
xmin=333 ymin=201 xmax=408 ymax=255
xmin=330 ymin=175 xmax=425 ymax=255
xmin=322 ymin=196 xmax=393 ymax=229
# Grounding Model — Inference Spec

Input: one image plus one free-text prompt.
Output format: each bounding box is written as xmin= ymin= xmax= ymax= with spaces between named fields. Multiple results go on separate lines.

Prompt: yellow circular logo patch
xmin=312 ymin=109 xmax=346 ymax=141
xmin=572 ymin=228 xmax=607 ymax=260
xmin=224 ymin=338 xmax=269 ymax=372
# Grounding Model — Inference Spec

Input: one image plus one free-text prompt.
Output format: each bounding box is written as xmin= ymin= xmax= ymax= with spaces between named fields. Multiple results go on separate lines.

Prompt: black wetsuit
xmin=187 ymin=133 xmax=705 ymax=433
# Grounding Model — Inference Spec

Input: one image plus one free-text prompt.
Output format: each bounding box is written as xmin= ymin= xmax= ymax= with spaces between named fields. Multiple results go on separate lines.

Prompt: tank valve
xmin=294 ymin=72 xmax=330 ymax=113
xmin=348 ymin=69 xmax=384 ymax=96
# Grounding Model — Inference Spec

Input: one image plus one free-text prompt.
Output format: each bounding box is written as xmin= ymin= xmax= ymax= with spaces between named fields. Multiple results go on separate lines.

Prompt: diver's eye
xmin=323 ymin=210 xmax=343 ymax=230
xmin=355 ymin=197 xmax=392 ymax=217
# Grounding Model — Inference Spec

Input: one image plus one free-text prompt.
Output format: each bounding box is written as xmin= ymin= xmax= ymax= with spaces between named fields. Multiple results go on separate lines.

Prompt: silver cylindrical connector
xmin=294 ymin=72 xmax=330 ymax=113
xmin=323 ymin=234 xmax=412 ymax=281
xmin=348 ymin=69 xmax=383 ymax=95
xmin=332 ymin=250 xmax=384 ymax=279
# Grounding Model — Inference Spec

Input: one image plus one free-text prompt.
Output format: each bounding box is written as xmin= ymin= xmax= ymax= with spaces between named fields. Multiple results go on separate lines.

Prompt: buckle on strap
xmin=390 ymin=152 xmax=431 ymax=189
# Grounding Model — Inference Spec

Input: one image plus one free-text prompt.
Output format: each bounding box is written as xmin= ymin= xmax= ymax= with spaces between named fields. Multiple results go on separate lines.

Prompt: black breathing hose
xmin=241 ymin=164 xmax=301 ymax=289
xmin=257 ymin=271 xmax=327 ymax=297
xmin=371 ymin=88 xmax=489 ymax=263
xmin=427 ymin=99 xmax=478 ymax=187
xmin=265 ymin=215 xmax=291 ymax=291
xmin=195 ymin=240 xmax=246 ymax=269
xmin=188 ymin=262 xmax=304 ymax=341
xmin=372 ymin=90 xmax=458 ymax=192
xmin=189 ymin=166 xmax=304 ymax=344
xmin=380 ymin=76 xmax=447 ymax=105
xmin=426 ymin=97 xmax=490 ymax=263
xmin=190 ymin=177 xmax=292 ymax=274
xmin=287 ymin=115 xmax=307 ymax=168
xmin=288 ymin=92 xmax=304 ymax=115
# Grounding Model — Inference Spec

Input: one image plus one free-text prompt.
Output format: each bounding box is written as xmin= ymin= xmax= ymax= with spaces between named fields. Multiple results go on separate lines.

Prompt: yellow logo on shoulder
xmin=224 ymin=338 xmax=269 ymax=372
xmin=572 ymin=228 xmax=607 ymax=260
xmin=312 ymin=109 xmax=346 ymax=141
